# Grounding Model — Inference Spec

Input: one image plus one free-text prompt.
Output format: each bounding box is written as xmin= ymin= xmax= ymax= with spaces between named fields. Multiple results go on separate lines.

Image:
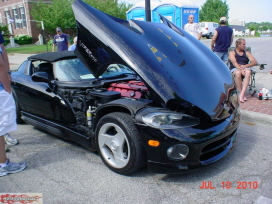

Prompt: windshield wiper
xmin=114 ymin=73 xmax=138 ymax=78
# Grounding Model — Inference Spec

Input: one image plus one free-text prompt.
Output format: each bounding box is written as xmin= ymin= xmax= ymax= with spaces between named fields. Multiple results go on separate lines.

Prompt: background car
xmin=201 ymin=22 xmax=219 ymax=39
xmin=11 ymin=0 xmax=240 ymax=175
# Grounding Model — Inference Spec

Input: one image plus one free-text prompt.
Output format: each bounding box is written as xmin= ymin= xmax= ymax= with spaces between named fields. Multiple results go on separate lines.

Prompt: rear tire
xmin=206 ymin=33 xmax=212 ymax=39
xmin=96 ymin=112 xmax=146 ymax=175
xmin=13 ymin=92 xmax=24 ymax=124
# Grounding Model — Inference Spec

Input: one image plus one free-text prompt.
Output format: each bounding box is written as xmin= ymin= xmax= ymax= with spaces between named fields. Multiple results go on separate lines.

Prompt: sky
xmin=122 ymin=0 xmax=272 ymax=23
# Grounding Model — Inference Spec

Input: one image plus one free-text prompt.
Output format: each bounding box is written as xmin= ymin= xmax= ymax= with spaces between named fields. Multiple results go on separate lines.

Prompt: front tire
xmin=96 ymin=112 xmax=146 ymax=175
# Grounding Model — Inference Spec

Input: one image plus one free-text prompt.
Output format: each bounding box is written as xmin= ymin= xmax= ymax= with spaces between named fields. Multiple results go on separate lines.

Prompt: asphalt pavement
xmin=1 ymin=120 xmax=271 ymax=204
xmin=9 ymin=53 xmax=32 ymax=71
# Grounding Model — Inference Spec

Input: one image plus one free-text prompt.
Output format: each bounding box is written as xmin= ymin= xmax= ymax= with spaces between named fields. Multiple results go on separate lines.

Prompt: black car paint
xmin=72 ymin=0 xmax=236 ymax=121
xmin=10 ymin=0 xmax=240 ymax=174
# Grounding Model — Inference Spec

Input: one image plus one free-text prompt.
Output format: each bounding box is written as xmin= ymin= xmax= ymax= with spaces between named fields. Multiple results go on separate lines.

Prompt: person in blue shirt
xmin=211 ymin=17 xmax=233 ymax=63
xmin=0 ymin=33 xmax=26 ymax=176
xmin=52 ymin=27 xmax=69 ymax=52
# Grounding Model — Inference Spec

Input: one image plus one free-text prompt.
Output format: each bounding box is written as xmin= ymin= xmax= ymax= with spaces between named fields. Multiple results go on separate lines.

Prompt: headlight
xmin=167 ymin=144 xmax=189 ymax=160
xmin=142 ymin=112 xmax=199 ymax=129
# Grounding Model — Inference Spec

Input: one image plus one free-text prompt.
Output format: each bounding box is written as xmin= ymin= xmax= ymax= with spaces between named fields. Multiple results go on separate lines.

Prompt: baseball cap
xmin=220 ymin=17 xmax=227 ymax=22
xmin=56 ymin=27 xmax=62 ymax=32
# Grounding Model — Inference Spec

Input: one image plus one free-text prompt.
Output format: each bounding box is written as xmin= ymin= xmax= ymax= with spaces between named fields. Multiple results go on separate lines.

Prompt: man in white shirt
xmin=184 ymin=15 xmax=202 ymax=40
xmin=0 ymin=33 xmax=26 ymax=177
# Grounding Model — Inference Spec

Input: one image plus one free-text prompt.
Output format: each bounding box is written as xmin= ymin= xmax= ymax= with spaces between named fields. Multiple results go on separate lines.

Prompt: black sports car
xmin=11 ymin=0 xmax=240 ymax=175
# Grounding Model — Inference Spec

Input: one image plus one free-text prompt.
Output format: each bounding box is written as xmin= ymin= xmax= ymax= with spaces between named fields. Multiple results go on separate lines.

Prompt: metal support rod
xmin=145 ymin=0 xmax=151 ymax=22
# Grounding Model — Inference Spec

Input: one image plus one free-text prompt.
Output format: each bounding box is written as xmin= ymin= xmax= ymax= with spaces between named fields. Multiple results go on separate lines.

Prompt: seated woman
xmin=229 ymin=38 xmax=258 ymax=103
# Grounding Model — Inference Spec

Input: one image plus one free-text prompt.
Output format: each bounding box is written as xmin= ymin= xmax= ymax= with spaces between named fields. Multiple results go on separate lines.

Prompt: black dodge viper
xmin=11 ymin=0 xmax=240 ymax=175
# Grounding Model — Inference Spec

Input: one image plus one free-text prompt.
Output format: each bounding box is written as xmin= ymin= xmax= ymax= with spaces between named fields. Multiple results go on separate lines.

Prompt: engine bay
xmin=61 ymin=80 xmax=151 ymax=127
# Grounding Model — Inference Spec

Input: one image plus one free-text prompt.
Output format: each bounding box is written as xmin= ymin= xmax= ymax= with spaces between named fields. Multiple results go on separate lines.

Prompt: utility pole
xmin=145 ymin=0 xmax=151 ymax=22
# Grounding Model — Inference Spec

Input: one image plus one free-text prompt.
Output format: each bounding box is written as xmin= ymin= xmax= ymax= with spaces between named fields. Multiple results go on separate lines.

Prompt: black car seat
xmin=37 ymin=62 xmax=54 ymax=80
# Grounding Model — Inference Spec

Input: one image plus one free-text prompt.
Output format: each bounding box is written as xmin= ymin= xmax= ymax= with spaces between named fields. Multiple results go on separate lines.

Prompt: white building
xmin=229 ymin=19 xmax=245 ymax=26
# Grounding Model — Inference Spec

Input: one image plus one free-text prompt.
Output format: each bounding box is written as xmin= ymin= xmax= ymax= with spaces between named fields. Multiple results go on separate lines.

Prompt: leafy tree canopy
xmin=199 ymin=0 xmax=272 ymax=31
xmin=246 ymin=22 xmax=272 ymax=31
xmin=0 ymin=24 xmax=10 ymax=35
xmin=199 ymin=0 xmax=229 ymax=23
xmin=30 ymin=0 xmax=132 ymax=34
xmin=84 ymin=0 xmax=132 ymax=19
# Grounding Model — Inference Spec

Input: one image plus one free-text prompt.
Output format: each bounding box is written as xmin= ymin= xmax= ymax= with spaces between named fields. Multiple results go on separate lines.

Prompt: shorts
xmin=0 ymin=90 xmax=17 ymax=136
xmin=230 ymin=67 xmax=251 ymax=73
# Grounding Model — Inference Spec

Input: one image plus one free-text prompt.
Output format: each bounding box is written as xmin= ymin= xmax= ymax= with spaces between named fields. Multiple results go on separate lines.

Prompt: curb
xmin=240 ymin=109 xmax=272 ymax=126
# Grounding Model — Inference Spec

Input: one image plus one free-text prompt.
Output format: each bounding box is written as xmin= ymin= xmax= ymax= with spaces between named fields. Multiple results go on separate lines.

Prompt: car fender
xmin=93 ymin=99 xmax=150 ymax=128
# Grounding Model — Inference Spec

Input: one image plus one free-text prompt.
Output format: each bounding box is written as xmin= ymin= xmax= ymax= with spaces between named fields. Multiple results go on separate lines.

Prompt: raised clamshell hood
xmin=72 ymin=0 xmax=238 ymax=120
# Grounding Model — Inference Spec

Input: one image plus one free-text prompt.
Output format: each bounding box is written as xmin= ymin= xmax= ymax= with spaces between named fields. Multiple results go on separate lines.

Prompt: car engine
xmin=64 ymin=80 xmax=151 ymax=127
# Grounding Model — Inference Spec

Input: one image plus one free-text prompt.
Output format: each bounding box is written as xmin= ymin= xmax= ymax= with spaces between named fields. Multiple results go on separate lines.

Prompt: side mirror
xmin=32 ymin=72 xmax=50 ymax=83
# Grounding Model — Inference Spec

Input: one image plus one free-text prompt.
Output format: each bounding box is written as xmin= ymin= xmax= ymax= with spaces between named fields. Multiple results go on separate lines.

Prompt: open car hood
xmin=72 ymin=0 xmax=238 ymax=120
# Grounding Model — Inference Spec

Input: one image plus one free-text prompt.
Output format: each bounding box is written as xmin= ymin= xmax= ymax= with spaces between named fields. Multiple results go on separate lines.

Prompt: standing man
xmin=184 ymin=15 xmax=202 ymax=40
xmin=211 ymin=17 xmax=233 ymax=63
xmin=0 ymin=33 xmax=26 ymax=177
xmin=52 ymin=27 xmax=69 ymax=52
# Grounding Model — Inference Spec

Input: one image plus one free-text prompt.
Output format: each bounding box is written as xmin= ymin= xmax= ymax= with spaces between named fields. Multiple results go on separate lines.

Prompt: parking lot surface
xmin=1 ymin=116 xmax=272 ymax=204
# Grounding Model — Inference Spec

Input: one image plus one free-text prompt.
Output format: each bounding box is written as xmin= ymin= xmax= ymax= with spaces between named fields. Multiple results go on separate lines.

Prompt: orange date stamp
xmin=199 ymin=181 xmax=259 ymax=189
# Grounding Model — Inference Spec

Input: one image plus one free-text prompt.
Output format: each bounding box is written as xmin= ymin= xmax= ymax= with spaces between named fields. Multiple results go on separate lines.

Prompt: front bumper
xmin=147 ymin=130 xmax=237 ymax=174
xmin=136 ymin=110 xmax=240 ymax=174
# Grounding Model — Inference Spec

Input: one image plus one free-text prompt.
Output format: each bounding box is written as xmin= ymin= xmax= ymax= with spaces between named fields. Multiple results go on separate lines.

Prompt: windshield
xmin=102 ymin=64 xmax=135 ymax=78
xmin=54 ymin=58 xmax=134 ymax=81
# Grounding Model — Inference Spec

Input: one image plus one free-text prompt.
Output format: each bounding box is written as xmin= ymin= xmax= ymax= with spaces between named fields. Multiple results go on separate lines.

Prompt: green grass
xmin=6 ymin=44 xmax=51 ymax=54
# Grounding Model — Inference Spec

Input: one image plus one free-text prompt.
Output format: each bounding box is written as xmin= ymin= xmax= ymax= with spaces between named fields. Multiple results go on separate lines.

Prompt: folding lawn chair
xmin=227 ymin=47 xmax=266 ymax=96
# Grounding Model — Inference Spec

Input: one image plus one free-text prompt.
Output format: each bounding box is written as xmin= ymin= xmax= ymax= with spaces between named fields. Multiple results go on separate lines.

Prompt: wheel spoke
xmin=110 ymin=126 xmax=129 ymax=168
xmin=114 ymin=129 xmax=126 ymax=146
xmin=99 ymin=132 xmax=113 ymax=148
xmin=114 ymin=153 xmax=128 ymax=167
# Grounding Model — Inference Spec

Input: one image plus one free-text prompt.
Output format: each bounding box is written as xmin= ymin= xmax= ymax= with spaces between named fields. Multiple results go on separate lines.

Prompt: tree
xmin=246 ymin=22 xmax=272 ymax=31
xmin=30 ymin=0 xmax=133 ymax=34
xmin=84 ymin=0 xmax=132 ymax=20
xmin=0 ymin=24 xmax=10 ymax=35
xmin=246 ymin=22 xmax=259 ymax=31
xmin=30 ymin=0 xmax=75 ymax=34
xmin=199 ymin=0 xmax=229 ymax=23
xmin=260 ymin=26 xmax=268 ymax=31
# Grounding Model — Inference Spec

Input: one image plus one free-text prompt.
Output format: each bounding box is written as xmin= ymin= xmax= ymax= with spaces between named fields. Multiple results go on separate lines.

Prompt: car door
xmin=12 ymin=60 xmax=75 ymax=123
xmin=12 ymin=60 xmax=41 ymax=114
